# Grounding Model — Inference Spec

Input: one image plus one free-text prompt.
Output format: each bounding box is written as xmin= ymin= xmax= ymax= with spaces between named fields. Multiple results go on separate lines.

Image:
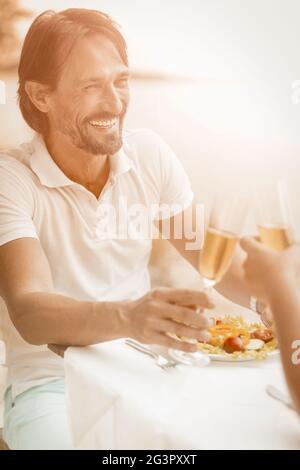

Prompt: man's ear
xmin=24 ymin=81 xmax=52 ymax=113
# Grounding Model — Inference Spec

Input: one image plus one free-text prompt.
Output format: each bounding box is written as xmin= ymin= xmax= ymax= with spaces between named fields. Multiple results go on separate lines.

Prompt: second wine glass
xmin=255 ymin=179 xmax=294 ymax=251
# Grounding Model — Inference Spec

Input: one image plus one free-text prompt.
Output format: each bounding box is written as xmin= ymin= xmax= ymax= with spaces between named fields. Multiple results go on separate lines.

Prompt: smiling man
xmin=0 ymin=9 xmax=250 ymax=449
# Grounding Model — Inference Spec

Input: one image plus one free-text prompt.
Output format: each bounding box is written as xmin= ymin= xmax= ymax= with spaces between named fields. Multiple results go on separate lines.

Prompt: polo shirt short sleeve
xmin=124 ymin=129 xmax=193 ymax=221
xmin=157 ymin=134 xmax=194 ymax=214
xmin=0 ymin=156 xmax=38 ymax=246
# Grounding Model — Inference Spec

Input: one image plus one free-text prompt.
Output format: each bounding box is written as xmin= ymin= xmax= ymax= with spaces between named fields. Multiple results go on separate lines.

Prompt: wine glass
xmin=168 ymin=190 xmax=248 ymax=366
xmin=255 ymin=179 xmax=294 ymax=251
xmin=199 ymin=191 xmax=248 ymax=287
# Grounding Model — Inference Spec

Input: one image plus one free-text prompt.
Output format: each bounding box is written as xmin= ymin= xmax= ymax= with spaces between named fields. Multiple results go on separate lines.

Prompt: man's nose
xmin=101 ymin=84 xmax=123 ymax=116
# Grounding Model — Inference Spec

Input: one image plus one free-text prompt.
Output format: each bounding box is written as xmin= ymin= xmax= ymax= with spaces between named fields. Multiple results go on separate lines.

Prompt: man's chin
xmin=78 ymin=127 xmax=123 ymax=155
xmin=84 ymin=137 xmax=122 ymax=155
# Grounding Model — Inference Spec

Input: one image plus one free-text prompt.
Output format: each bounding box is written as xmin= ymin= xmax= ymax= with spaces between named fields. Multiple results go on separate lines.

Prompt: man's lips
xmin=89 ymin=117 xmax=118 ymax=129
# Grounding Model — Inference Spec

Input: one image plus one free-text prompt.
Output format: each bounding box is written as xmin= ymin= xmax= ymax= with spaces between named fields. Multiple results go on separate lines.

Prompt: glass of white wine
xmin=168 ymin=190 xmax=248 ymax=366
xmin=199 ymin=191 xmax=248 ymax=288
xmin=255 ymin=179 xmax=294 ymax=251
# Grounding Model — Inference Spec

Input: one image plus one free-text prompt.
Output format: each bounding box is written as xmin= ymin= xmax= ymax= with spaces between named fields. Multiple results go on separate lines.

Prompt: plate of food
xmin=197 ymin=315 xmax=279 ymax=361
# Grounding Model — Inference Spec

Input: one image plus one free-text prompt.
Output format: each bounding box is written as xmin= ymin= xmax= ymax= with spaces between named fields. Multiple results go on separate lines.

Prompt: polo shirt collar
xmin=30 ymin=133 xmax=133 ymax=188
xmin=30 ymin=134 xmax=75 ymax=188
xmin=109 ymin=145 xmax=132 ymax=179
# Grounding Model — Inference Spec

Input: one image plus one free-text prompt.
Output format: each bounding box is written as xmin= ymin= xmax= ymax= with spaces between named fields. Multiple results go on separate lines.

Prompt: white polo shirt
xmin=0 ymin=128 xmax=193 ymax=398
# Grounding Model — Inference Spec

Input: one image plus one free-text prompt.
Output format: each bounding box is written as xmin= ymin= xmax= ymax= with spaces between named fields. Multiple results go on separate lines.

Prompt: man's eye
xmin=115 ymin=78 xmax=129 ymax=86
xmin=84 ymin=85 xmax=100 ymax=91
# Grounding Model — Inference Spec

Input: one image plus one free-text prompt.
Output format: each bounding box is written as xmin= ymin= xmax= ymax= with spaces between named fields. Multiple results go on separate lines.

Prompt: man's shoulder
xmin=0 ymin=140 xmax=36 ymax=183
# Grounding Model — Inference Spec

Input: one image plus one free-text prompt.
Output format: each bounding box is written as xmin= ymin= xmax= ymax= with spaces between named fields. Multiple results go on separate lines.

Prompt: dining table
xmin=63 ymin=338 xmax=300 ymax=450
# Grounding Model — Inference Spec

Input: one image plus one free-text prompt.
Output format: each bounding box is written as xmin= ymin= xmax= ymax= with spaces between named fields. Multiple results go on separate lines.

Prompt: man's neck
xmin=45 ymin=133 xmax=110 ymax=199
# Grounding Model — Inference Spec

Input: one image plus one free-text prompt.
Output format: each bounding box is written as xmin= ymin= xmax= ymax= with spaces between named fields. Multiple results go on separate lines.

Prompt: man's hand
xmin=125 ymin=287 xmax=214 ymax=353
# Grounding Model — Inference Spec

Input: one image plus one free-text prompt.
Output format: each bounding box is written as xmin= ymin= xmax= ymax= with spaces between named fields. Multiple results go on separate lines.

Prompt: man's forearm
xmin=213 ymin=243 xmax=252 ymax=308
xmin=214 ymin=262 xmax=251 ymax=308
xmin=10 ymin=292 xmax=129 ymax=346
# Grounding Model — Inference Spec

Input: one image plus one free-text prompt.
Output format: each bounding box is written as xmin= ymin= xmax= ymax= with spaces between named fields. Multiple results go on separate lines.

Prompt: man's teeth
xmin=89 ymin=118 xmax=117 ymax=128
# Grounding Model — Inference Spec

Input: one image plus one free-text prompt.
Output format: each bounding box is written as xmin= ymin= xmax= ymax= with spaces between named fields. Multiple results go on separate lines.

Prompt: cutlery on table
xmin=125 ymin=339 xmax=178 ymax=371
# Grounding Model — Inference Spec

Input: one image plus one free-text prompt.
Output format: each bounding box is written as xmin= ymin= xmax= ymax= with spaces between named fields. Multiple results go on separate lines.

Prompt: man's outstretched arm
xmin=0 ymin=238 xmax=128 ymax=346
xmin=0 ymin=238 xmax=213 ymax=350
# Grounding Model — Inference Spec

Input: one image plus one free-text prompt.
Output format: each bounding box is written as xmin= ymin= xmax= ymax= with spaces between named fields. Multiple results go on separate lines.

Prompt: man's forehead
xmin=60 ymin=34 xmax=128 ymax=83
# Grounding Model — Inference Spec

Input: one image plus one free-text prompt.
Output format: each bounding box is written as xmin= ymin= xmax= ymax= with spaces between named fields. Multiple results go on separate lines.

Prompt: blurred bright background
xmin=1 ymin=0 xmax=300 ymax=288
xmin=1 ymin=0 xmax=300 ymax=441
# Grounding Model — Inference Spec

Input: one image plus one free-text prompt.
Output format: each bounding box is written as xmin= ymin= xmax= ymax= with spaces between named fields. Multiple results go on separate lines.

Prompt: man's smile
xmin=89 ymin=117 xmax=118 ymax=129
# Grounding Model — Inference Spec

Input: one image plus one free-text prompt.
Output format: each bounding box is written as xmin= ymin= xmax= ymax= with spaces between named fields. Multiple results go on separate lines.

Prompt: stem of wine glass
xmin=202 ymin=277 xmax=217 ymax=290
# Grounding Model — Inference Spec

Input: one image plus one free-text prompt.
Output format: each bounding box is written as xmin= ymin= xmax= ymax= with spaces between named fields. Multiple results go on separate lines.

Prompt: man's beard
xmin=58 ymin=110 xmax=126 ymax=155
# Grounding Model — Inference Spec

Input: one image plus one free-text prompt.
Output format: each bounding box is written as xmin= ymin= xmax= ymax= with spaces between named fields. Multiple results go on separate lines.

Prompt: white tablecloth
xmin=64 ymin=340 xmax=300 ymax=450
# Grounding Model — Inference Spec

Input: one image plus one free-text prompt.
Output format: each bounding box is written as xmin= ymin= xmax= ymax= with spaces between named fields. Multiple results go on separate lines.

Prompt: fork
xmin=125 ymin=339 xmax=178 ymax=370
